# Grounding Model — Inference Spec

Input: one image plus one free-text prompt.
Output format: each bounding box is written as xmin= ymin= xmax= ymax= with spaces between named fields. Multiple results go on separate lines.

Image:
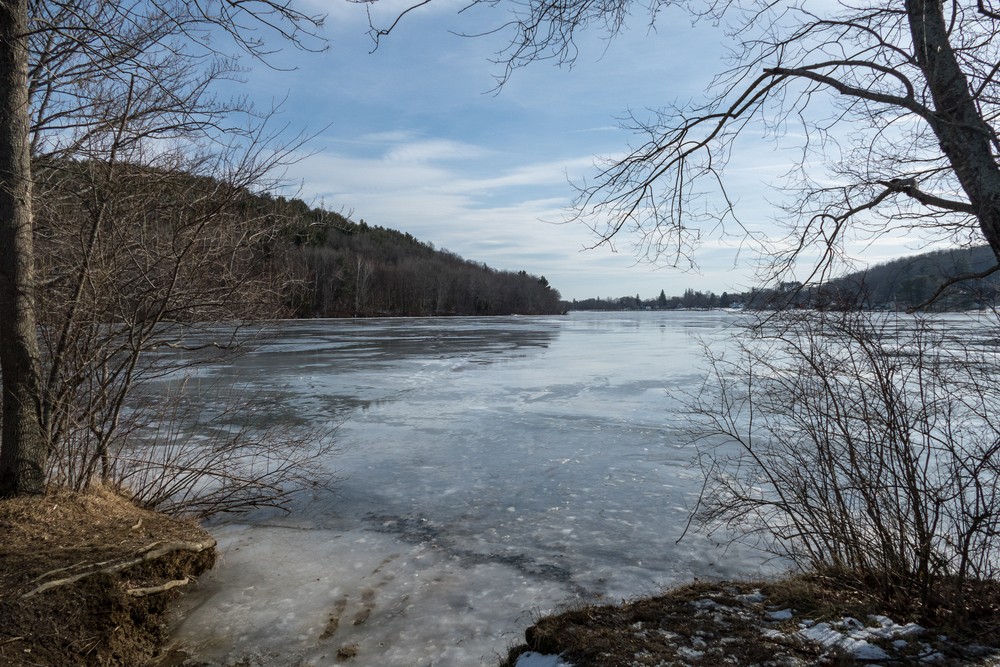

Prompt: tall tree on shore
xmin=0 ymin=0 xmax=45 ymax=495
xmin=0 ymin=0 xmax=323 ymax=496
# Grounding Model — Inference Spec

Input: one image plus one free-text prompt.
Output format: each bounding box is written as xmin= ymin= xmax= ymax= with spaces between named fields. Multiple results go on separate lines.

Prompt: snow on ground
xmin=514 ymin=587 xmax=1000 ymax=666
xmin=797 ymin=617 xmax=922 ymax=662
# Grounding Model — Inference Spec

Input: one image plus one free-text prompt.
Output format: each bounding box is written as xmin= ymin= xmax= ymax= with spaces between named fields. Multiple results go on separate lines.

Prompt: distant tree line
xmin=567 ymin=246 xmax=1000 ymax=313
xmin=565 ymin=288 xmax=741 ymax=312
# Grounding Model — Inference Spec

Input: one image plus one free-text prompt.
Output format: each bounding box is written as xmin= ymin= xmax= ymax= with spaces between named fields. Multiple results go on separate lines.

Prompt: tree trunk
xmin=0 ymin=0 xmax=48 ymax=496
xmin=907 ymin=0 xmax=1000 ymax=262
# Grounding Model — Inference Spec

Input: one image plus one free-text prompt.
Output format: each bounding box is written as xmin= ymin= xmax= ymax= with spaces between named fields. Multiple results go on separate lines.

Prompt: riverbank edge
xmin=498 ymin=575 xmax=1000 ymax=666
xmin=0 ymin=486 xmax=216 ymax=666
xmin=6 ymin=488 xmax=1000 ymax=667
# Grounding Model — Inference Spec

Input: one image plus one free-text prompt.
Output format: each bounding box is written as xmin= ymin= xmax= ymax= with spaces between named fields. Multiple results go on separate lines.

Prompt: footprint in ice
xmin=319 ymin=553 xmax=401 ymax=643
xmin=320 ymin=597 xmax=348 ymax=640
xmin=353 ymin=589 xmax=376 ymax=625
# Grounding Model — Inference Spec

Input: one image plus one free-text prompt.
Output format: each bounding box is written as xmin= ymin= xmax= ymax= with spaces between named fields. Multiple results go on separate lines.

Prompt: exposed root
xmin=22 ymin=538 xmax=216 ymax=598
xmin=126 ymin=576 xmax=191 ymax=597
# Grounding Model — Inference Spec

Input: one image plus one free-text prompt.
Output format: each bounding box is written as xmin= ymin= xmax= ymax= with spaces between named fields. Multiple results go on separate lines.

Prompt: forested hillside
xmin=827 ymin=245 xmax=1000 ymax=309
xmin=747 ymin=246 xmax=1000 ymax=310
xmin=35 ymin=162 xmax=563 ymax=321
xmin=267 ymin=196 xmax=563 ymax=317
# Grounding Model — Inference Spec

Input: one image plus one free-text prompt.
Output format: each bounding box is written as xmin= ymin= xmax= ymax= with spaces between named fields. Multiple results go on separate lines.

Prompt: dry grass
xmin=0 ymin=486 xmax=215 ymax=666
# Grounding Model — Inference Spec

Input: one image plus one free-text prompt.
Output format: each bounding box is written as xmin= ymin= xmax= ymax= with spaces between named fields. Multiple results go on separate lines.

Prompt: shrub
xmin=693 ymin=310 xmax=1000 ymax=617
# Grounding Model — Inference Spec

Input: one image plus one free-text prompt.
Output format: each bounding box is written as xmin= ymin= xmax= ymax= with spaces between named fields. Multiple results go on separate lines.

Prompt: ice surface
xmin=159 ymin=312 xmax=790 ymax=666
xmin=171 ymin=523 xmax=573 ymax=665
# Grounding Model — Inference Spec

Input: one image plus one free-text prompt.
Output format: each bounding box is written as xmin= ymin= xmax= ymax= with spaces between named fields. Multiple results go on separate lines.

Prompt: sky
xmin=226 ymin=0 xmax=932 ymax=301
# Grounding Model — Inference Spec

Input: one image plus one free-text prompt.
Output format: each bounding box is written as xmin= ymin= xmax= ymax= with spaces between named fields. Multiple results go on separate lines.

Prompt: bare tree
xmin=0 ymin=0 xmax=323 ymax=496
xmin=370 ymin=0 xmax=1000 ymax=283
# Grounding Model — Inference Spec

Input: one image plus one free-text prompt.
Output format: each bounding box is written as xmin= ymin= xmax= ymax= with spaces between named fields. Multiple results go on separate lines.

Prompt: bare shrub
xmin=693 ymin=310 xmax=1000 ymax=615
xmin=34 ymin=155 xmax=293 ymax=489
xmin=40 ymin=326 xmax=338 ymax=518
xmin=25 ymin=151 xmax=335 ymax=516
xmin=109 ymin=379 xmax=338 ymax=518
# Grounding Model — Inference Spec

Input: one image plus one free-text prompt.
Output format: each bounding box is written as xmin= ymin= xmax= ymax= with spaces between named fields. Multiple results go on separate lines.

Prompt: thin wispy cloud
xmin=383 ymin=138 xmax=489 ymax=163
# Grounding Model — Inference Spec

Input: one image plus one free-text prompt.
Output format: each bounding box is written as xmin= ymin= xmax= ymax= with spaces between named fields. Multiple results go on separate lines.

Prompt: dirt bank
xmin=0 ymin=487 xmax=215 ymax=666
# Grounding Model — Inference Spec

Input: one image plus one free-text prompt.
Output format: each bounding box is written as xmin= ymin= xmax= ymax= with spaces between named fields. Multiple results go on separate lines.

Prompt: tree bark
xmin=0 ymin=0 xmax=47 ymax=496
xmin=907 ymin=0 xmax=1000 ymax=262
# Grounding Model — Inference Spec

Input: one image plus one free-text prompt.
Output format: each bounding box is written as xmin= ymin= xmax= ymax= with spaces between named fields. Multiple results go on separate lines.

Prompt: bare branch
xmin=361 ymin=0 xmax=433 ymax=52
xmin=764 ymin=63 xmax=927 ymax=117
xmin=908 ymin=262 xmax=1000 ymax=311
xmin=876 ymin=177 xmax=975 ymax=214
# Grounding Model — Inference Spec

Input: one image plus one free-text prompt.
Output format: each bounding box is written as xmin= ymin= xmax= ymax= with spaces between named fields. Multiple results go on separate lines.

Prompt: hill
xmin=265 ymin=195 xmax=563 ymax=317
xmin=743 ymin=245 xmax=1000 ymax=311
xmin=33 ymin=160 xmax=563 ymax=321
xmin=825 ymin=245 xmax=1000 ymax=310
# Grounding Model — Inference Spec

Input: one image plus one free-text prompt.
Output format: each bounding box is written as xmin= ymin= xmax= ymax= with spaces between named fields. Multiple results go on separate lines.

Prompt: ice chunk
xmin=737 ymin=590 xmax=766 ymax=604
xmin=677 ymin=646 xmax=705 ymax=660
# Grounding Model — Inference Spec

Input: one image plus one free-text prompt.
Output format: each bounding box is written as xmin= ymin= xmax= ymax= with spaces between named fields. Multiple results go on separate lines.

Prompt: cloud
xmin=358 ymin=130 xmax=420 ymax=144
xmin=384 ymin=139 xmax=489 ymax=163
xmin=281 ymin=138 xmax=758 ymax=300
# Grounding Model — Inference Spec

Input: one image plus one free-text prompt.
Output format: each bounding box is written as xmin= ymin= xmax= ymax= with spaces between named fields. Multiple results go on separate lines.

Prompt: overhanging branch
xmin=765 ymin=64 xmax=929 ymax=118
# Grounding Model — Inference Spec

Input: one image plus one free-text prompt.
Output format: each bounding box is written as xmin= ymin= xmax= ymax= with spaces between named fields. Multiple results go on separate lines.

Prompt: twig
xmin=908 ymin=263 xmax=1000 ymax=311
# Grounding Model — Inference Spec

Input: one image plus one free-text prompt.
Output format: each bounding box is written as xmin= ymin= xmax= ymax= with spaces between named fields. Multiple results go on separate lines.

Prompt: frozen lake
xmin=164 ymin=310 xmax=783 ymax=666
